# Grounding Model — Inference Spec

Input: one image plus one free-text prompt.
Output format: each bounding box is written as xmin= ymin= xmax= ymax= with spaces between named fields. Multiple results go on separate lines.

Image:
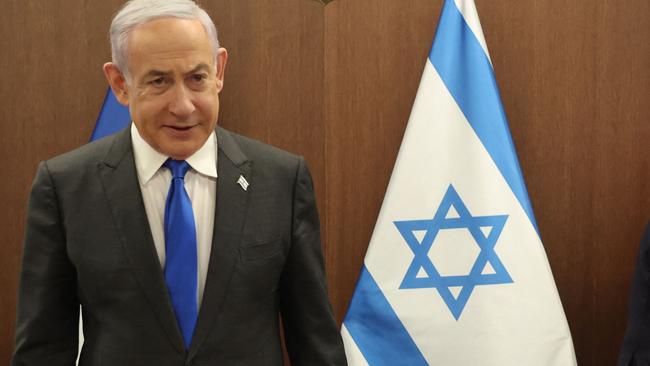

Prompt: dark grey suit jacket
xmin=619 ymin=221 xmax=650 ymax=366
xmin=12 ymin=127 xmax=346 ymax=366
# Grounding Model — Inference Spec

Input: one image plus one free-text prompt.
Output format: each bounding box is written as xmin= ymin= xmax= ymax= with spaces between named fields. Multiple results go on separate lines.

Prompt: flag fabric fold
xmin=341 ymin=1 xmax=576 ymax=365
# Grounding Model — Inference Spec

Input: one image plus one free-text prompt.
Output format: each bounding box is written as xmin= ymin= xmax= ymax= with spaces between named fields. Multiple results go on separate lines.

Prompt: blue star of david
xmin=394 ymin=184 xmax=513 ymax=320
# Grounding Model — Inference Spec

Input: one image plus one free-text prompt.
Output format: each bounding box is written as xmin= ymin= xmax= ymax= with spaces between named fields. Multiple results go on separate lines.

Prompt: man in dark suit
xmin=12 ymin=0 xmax=346 ymax=365
xmin=619 ymin=221 xmax=650 ymax=366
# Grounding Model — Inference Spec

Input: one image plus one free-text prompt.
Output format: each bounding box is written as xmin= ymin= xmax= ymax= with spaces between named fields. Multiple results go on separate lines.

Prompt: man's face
xmin=105 ymin=18 xmax=227 ymax=160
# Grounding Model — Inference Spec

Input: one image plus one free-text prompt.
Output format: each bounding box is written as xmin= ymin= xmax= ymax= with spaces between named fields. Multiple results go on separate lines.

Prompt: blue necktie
xmin=163 ymin=159 xmax=198 ymax=350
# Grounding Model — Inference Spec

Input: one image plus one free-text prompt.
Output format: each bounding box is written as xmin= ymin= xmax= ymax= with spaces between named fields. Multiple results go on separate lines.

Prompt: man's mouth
xmin=166 ymin=125 xmax=195 ymax=131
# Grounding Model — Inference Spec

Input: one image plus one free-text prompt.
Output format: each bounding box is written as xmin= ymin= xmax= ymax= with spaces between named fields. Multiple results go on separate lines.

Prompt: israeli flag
xmin=341 ymin=1 xmax=577 ymax=365
xmin=91 ymin=88 xmax=131 ymax=141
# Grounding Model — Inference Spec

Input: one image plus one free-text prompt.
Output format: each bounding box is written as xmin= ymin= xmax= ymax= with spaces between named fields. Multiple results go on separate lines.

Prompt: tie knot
xmin=164 ymin=159 xmax=191 ymax=179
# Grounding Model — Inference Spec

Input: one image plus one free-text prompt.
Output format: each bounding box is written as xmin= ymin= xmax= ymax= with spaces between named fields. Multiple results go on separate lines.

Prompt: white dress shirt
xmin=130 ymin=123 xmax=217 ymax=306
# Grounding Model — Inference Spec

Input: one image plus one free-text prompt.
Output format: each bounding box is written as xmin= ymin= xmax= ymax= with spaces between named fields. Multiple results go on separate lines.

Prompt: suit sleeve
xmin=279 ymin=157 xmax=347 ymax=366
xmin=12 ymin=162 xmax=79 ymax=366
xmin=618 ymin=221 xmax=650 ymax=366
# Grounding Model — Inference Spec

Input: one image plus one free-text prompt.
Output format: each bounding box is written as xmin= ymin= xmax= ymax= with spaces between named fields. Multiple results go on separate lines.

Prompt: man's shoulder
xmin=45 ymin=128 xmax=130 ymax=174
xmin=217 ymin=127 xmax=302 ymax=168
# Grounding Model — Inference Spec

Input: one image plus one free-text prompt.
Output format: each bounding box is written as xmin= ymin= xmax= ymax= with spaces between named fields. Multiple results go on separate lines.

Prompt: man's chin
xmin=155 ymin=140 xmax=197 ymax=160
xmin=153 ymin=128 xmax=211 ymax=159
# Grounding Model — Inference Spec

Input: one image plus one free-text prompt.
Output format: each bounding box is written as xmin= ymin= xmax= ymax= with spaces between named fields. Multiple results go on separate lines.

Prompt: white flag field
xmin=341 ymin=1 xmax=577 ymax=365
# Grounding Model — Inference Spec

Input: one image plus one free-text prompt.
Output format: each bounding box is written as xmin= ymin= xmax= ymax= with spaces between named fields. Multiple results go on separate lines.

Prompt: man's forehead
xmin=126 ymin=18 xmax=215 ymax=77
xmin=130 ymin=17 xmax=208 ymax=41
xmin=127 ymin=18 xmax=212 ymax=58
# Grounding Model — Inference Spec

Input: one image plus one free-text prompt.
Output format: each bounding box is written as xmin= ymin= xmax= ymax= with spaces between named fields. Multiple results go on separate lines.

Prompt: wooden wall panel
xmin=477 ymin=1 xmax=650 ymax=364
xmin=323 ymin=0 xmax=440 ymax=326
xmin=1 ymin=0 xmax=648 ymax=365
xmin=0 ymin=0 xmax=124 ymax=362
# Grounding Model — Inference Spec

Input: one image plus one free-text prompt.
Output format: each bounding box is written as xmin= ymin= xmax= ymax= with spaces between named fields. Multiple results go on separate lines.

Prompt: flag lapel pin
xmin=237 ymin=175 xmax=249 ymax=191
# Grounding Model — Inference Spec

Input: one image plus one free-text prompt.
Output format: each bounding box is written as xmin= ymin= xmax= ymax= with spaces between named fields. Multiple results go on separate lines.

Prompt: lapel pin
xmin=237 ymin=175 xmax=249 ymax=191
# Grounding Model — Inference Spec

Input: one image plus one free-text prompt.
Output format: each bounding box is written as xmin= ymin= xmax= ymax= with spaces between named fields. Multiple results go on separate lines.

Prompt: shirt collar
xmin=131 ymin=123 xmax=218 ymax=185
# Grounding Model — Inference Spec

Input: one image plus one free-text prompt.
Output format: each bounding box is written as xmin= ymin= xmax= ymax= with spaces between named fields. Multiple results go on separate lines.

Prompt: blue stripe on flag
xmin=344 ymin=265 xmax=428 ymax=365
xmin=90 ymin=88 xmax=131 ymax=141
xmin=429 ymin=0 xmax=538 ymax=232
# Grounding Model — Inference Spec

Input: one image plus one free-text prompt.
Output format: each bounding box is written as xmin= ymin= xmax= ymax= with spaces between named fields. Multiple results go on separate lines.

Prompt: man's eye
xmin=191 ymin=74 xmax=207 ymax=83
xmin=149 ymin=78 xmax=166 ymax=86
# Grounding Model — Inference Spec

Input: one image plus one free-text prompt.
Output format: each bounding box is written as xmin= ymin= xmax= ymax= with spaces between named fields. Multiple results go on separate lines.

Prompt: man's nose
xmin=168 ymin=84 xmax=196 ymax=118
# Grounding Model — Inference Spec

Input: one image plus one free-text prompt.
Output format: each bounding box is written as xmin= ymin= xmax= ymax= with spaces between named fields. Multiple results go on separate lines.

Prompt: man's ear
xmin=102 ymin=62 xmax=130 ymax=105
xmin=215 ymin=48 xmax=228 ymax=92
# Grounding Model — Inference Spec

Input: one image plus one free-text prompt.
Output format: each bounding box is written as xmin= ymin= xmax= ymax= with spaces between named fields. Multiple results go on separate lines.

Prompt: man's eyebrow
xmin=187 ymin=63 xmax=211 ymax=74
xmin=139 ymin=64 xmax=211 ymax=81
xmin=141 ymin=69 xmax=172 ymax=80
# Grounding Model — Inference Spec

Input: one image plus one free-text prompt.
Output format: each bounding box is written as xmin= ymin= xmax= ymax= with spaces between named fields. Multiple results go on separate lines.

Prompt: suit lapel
xmin=190 ymin=127 xmax=251 ymax=354
xmin=97 ymin=128 xmax=185 ymax=354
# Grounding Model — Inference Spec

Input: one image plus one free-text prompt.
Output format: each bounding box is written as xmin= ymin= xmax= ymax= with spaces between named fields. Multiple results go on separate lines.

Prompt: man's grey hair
xmin=110 ymin=0 xmax=220 ymax=79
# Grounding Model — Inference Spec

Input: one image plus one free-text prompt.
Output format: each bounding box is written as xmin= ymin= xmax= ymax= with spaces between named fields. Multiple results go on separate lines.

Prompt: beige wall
xmin=1 ymin=1 xmax=648 ymax=364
